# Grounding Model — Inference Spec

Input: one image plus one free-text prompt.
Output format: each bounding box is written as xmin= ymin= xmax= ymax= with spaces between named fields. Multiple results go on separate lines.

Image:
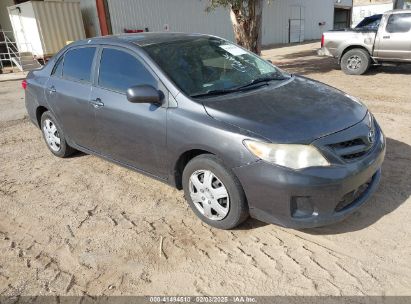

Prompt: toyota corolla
xmin=24 ymin=33 xmax=386 ymax=229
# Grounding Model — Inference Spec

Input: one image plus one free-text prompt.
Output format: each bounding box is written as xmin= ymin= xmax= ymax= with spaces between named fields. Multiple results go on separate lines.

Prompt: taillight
xmin=22 ymin=79 xmax=27 ymax=90
xmin=321 ymin=34 xmax=325 ymax=48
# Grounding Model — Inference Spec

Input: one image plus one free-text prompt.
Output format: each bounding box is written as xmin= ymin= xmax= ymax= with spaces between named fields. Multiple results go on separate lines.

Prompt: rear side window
xmin=98 ymin=48 xmax=157 ymax=93
xmin=52 ymin=56 xmax=64 ymax=77
xmin=63 ymin=47 xmax=96 ymax=83
xmin=386 ymin=13 xmax=411 ymax=33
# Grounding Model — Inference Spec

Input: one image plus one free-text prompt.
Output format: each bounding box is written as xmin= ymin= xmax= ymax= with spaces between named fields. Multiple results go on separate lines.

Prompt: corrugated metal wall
xmin=106 ymin=0 xmax=234 ymax=40
xmin=105 ymin=0 xmax=349 ymax=45
xmin=32 ymin=1 xmax=86 ymax=56
xmin=262 ymin=0 xmax=336 ymax=45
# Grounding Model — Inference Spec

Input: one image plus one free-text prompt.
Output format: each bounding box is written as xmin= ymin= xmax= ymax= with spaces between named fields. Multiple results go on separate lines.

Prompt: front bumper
xmin=233 ymin=127 xmax=386 ymax=229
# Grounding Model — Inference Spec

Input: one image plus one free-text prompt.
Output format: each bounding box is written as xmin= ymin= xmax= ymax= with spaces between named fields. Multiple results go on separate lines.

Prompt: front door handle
xmin=48 ymin=86 xmax=56 ymax=93
xmin=383 ymin=36 xmax=390 ymax=39
xmin=90 ymin=98 xmax=104 ymax=108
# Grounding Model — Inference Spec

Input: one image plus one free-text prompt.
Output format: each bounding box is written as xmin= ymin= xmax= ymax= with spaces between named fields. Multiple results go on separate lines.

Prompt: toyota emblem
xmin=368 ymin=129 xmax=375 ymax=144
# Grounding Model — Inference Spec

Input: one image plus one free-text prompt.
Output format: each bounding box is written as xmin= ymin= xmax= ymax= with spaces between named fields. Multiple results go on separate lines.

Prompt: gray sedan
xmin=24 ymin=33 xmax=385 ymax=229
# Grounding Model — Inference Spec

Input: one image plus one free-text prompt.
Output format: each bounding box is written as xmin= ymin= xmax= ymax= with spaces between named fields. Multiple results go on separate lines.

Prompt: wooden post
xmin=96 ymin=0 xmax=111 ymax=36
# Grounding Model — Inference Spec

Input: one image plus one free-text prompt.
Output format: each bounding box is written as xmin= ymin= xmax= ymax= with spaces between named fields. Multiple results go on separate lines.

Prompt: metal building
xmin=82 ymin=0 xmax=353 ymax=45
xmin=8 ymin=0 xmax=85 ymax=58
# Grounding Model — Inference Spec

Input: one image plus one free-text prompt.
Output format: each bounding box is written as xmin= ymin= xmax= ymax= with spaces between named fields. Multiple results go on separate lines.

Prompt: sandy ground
xmin=0 ymin=42 xmax=410 ymax=296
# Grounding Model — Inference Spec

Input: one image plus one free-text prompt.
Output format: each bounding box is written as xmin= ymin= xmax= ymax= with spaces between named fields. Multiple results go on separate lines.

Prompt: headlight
xmin=244 ymin=140 xmax=330 ymax=170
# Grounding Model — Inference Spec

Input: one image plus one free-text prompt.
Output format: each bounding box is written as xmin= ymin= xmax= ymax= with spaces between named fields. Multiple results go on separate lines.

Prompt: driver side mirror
xmin=126 ymin=85 xmax=164 ymax=105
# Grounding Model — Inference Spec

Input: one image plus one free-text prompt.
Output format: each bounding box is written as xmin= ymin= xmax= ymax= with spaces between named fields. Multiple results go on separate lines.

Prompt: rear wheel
xmin=41 ymin=111 xmax=75 ymax=158
xmin=341 ymin=48 xmax=371 ymax=75
xmin=182 ymin=155 xmax=249 ymax=229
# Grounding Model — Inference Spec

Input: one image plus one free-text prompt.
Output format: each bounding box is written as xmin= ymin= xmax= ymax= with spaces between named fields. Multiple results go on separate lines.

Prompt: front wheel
xmin=341 ymin=48 xmax=371 ymax=75
xmin=182 ymin=155 xmax=249 ymax=229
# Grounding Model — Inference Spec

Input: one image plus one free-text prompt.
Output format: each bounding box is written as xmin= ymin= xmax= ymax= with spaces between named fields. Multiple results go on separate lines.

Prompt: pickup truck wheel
xmin=341 ymin=49 xmax=371 ymax=75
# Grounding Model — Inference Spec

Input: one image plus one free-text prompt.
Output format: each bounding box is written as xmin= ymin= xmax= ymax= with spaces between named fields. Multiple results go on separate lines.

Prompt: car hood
xmin=203 ymin=76 xmax=367 ymax=144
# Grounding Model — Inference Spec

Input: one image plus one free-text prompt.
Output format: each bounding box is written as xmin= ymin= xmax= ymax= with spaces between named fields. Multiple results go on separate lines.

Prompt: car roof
xmin=73 ymin=32 xmax=217 ymax=48
xmin=385 ymin=9 xmax=411 ymax=15
xmin=364 ymin=14 xmax=382 ymax=19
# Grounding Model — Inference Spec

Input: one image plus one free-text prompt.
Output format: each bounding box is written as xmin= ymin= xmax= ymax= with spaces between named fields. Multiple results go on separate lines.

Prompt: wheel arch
xmin=36 ymin=105 xmax=49 ymax=128
xmin=173 ymin=149 xmax=215 ymax=190
xmin=339 ymin=45 xmax=372 ymax=63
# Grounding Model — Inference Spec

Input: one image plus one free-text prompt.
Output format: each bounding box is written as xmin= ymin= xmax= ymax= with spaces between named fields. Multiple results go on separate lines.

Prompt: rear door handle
xmin=90 ymin=98 xmax=104 ymax=108
xmin=48 ymin=86 xmax=56 ymax=93
xmin=383 ymin=36 xmax=390 ymax=39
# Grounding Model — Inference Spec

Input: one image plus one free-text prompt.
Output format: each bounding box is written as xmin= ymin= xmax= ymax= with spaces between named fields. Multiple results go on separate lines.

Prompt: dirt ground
xmin=0 ymin=42 xmax=410 ymax=296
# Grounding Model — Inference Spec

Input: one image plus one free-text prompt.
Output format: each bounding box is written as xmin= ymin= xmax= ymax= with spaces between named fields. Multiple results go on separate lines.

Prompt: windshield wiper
xmin=236 ymin=75 xmax=288 ymax=90
xmin=190 ymin=88 xmax=240 ymax=98
xmin=190 ymin=75 xmax=288 ymax=98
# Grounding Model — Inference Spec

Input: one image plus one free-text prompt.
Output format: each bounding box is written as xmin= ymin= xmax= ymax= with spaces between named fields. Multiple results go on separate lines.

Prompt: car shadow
xmin=237 ymin=138 xmax=411 ymax=234
xmin=262 ymin=40 xmax=319 ymax=52
xmin=273 ymin=56 xmax=340 ymax=75
xmin=67 ymin=151 xmax=87 ymax=158
xmin=367 ymin=64 xmax=411 ymax=75
xmin=235 ymin=218 xmax=269 ymax=230
xmin=278 ymin=49 xmax=322 ymax=60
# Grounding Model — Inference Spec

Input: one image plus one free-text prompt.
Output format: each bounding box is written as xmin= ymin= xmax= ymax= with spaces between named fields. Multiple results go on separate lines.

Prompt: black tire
xmin=341 ymin=48 xmax=371 ymax=75
xmin=182 ymin=154 xmax=249 ymax=229
xmin=40 ymin=111 xmax=75 ymax=158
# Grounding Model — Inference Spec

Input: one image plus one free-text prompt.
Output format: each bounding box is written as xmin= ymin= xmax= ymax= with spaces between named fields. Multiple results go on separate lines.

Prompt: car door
xmin=90 ymin=47 xmax=168 ymax=178
xmin=374 ymin=13 xmax=411 ymax=61
xmin=46 ymin=46 xmax=99 ymax=149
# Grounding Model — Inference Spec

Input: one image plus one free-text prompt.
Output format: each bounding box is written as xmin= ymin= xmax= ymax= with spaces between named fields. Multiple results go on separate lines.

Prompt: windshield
xmin=142 ymin=37 xmax=287 ymax=97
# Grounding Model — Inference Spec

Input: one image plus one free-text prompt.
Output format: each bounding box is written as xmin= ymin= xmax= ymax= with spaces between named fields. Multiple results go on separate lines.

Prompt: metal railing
xmin=0 ymin=30 xmax=35 ymax=71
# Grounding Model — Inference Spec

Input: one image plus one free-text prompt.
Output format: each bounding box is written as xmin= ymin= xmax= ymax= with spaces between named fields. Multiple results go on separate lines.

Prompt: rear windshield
xmin=356 ymin=15 xmax=382 ymax=29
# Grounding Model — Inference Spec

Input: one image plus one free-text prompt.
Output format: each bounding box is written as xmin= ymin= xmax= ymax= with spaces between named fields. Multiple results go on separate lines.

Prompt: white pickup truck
xmin=318 ymin=10 xmax=411 ymax=75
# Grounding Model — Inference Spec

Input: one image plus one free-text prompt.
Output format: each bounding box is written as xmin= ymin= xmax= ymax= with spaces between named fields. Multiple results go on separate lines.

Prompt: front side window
xmin=386 ymin=13 xmax=411 ymax=33
xmin=98 ymin=48 xmax=157 ymax=93
xmin=142 ymin=37 xmax=287 ymax=97
xmin=63 ymin=47 xmax=96 ymax=83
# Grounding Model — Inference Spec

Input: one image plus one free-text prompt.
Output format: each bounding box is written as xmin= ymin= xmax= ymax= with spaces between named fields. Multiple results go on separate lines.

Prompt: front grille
xmin=342 ymin=151 xmax=368 ymax=160
xmin=335 ymin=177 xmax=372 ymax=212
xmin=331 ymin=138 xmax=363 ymax=149
xmin=328 ymin=136 xmax=374 ymax=162
xmin=325 ymin=112 xmax=377 ymax=162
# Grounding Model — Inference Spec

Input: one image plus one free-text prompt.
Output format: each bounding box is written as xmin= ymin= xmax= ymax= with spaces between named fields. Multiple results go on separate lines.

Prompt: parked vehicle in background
xmin=24 ymin=33 xmax=385 ymax=230
xmin=319 ymin=10 xmax=411 ymax=75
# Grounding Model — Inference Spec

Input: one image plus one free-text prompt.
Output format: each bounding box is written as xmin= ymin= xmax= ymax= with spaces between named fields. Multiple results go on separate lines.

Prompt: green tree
xmin=208 ymin=0 xmax=264 ymax=55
